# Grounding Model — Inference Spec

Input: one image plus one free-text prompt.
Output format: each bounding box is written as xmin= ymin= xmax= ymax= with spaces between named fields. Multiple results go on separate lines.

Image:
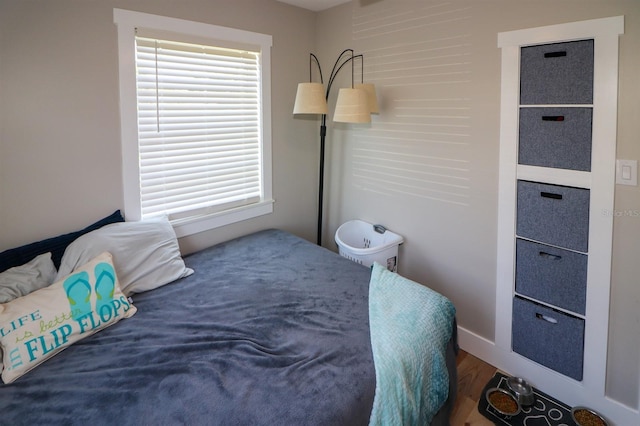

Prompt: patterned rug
xmin=478 ymin=372 xmax=577 ymax=425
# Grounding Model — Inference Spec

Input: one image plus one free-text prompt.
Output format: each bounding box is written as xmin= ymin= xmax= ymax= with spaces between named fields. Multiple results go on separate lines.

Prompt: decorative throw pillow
xmin=0 ymin=210 xmax=125 ymax=272
xmin=0 ymin=252 xmax=136 ymax=384
xmin=0 ymin=252 xmax=57 ymax=304
xmin=56 ymin=216 xmax=193 ymax=296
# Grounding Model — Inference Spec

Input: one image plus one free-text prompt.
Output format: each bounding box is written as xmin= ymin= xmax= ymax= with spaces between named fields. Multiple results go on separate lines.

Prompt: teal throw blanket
xmin=368 ymin=262 xmax=456 ymax=426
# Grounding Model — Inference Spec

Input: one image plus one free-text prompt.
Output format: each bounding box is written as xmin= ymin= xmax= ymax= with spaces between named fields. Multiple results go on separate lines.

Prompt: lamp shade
xmin=293 ymin=83 xmax=328 ymax=114
xmin=355 ymin=83 xmax=379 ymax=114
xmin=333 ymin=88 xmax=370 ymax=123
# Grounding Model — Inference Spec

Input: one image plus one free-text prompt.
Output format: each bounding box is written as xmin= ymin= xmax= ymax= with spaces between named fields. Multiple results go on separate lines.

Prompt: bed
xmin=0 ymin=214 xmax=457 ymax=425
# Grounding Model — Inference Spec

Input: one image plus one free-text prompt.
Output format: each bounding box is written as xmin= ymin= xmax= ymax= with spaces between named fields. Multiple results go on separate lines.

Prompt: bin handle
xmin=373 ymin=224 xmax=387 ymax=234
xmin=536 ymin=313 xmax=558 ymax=324
xmin=544 ymin=51 xmax=567 ymax=58
xmin=542 ymin=115 xmax=565 ymax=121
xmin=539 ymin=251 xmax=562 ymax=260
xmin=540 ymin=191 xmax=563 ymax=200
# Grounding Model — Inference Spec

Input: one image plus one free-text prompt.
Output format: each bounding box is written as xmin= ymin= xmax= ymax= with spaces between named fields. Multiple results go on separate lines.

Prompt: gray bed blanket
xmin=0 ymin=229 xmax=376 ymax=425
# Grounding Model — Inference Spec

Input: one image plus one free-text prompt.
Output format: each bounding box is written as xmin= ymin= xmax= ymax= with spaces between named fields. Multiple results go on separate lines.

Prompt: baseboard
xmin=456 ymin=324 xmax=640 ymax=425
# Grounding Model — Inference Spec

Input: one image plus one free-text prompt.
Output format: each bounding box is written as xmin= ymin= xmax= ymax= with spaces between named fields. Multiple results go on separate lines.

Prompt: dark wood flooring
xmin=450 ymin=350 xmax=498 ymax=425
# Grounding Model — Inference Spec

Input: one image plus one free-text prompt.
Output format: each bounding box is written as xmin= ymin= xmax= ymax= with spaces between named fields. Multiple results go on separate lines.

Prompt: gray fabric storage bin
xmin=519 ymin=107 xmax=593 ymax=171
xmin=512 ymin=296 xmax=584 ymax=381
xmin=516 ymin=180 xmax=590 ymax=252
xmin=520 ymin=39 xmax=594 ymax=105
xmin=516 ymin=238 xmax=587 ymax=314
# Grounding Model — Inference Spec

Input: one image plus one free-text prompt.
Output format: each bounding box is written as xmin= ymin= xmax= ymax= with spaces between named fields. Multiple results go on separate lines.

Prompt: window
xmin=114 ymin=9 xmax=273 ymax=237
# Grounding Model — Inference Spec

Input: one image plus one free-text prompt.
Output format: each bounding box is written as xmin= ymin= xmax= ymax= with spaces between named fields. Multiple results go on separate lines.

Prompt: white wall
xmin=0 ymin=0 xmax=319 ymax=253
xmin=318 ymin=0 xmax=640 ymax=421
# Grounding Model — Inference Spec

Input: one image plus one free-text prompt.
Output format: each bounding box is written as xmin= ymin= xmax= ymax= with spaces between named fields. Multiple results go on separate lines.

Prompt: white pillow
xmin=0 ymin=252 xmax=57 ymax=304
xmin=56 ymin=217 xmax=193 ymax=296
xmin=0 ymin=252 xmax=136 ymax=384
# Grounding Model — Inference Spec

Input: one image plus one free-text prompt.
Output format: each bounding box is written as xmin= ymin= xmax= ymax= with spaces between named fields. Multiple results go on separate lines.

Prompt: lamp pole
xmin=317 ymin=113 xmax=327 ymax=246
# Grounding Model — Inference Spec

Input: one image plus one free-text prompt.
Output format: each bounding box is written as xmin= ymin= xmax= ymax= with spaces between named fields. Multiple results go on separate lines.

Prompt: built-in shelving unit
xmin=512 ymin=38 xmax=595 ymax=381
xmin=496 ymin=15 xmax=623 ymax=415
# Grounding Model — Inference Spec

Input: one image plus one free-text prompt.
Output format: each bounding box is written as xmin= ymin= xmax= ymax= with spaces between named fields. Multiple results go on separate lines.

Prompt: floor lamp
xmin=293 ymin=49 xmax=378 ymax=245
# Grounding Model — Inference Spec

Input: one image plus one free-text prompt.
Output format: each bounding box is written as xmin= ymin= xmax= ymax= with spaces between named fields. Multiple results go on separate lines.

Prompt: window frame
xmin=114 ymin=9 xmax=273 ymax=238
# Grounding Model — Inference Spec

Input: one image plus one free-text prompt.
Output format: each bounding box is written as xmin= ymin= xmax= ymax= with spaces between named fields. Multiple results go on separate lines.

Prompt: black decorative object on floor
xmin=478 ymin=372 xmax=577 ymax=425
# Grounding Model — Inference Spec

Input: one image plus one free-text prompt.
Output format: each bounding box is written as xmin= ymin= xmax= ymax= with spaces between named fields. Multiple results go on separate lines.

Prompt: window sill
xmin=171 ymin=199 xmax=275 ymax=238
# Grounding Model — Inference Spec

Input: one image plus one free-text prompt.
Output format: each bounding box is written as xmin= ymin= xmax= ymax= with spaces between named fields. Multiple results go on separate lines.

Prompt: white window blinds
xmin=135 ymin=36 xmax=262 ymax=220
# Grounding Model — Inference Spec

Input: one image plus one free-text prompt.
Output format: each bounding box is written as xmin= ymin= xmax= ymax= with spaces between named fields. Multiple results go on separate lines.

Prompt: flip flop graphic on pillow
xmin=63 ymin=272 xmax=92 ymax=321
xmin=94 ymin=262 xmax=117 ymax=317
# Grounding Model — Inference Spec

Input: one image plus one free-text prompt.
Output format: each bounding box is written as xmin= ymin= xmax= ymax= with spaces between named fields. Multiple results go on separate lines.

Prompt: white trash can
xmin=335 ymin=220 xmax=404 ymax=272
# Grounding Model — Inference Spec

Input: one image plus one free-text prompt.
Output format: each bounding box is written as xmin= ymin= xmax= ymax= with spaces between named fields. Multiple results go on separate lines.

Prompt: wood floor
xmin=450 ymin=349 xmax=498 ymax=426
